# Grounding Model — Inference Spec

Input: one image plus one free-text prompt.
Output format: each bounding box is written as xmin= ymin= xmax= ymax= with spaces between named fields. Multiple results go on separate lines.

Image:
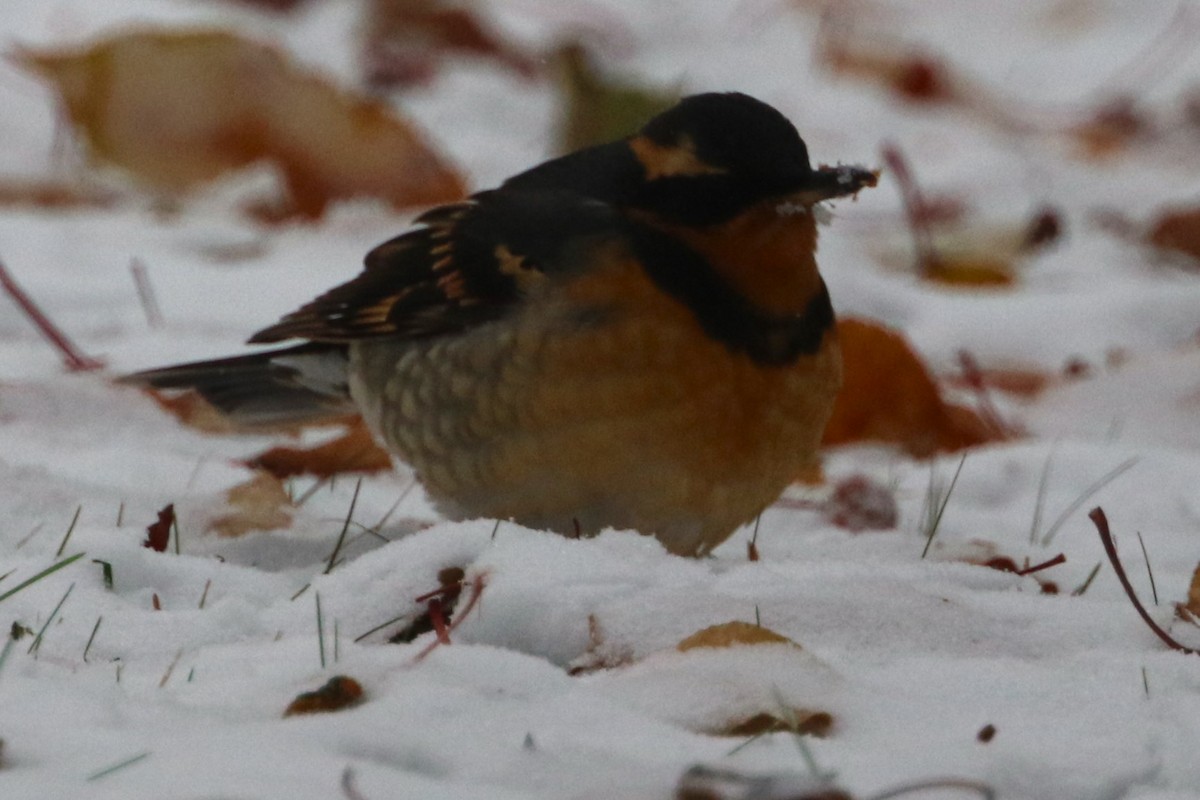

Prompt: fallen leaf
xmin=17 ymin=29 xmax=465 ymax=218
xmin=823 ymin=318 xmax=998 ymax=456
xmin=1147 ymin=205 xmax=1200 ymax=264
xmin=245 ymin=418 xmax=392 ymax=479
xmin=209 ymin=471 xmax=292 ymax=537
xmin=823 ymin=474 xmax=897 ymax=532
xmin=720 ymin=709 xmax=834 ymax=738
xmin=146 ymin=388 xmax=236 ymax=434
xmin=1176 ymin=563 xmax=1200 ymax=625
xmin=362 ymin=0 xmax=537 ymax=89
xmin=144 ymin=503 xmax=174 ymax=552
xmin=283 ymin=675 xmax=365 ymax=717
xmin=677 ymin=621 xmax=800 ymax=652
xmin=923 ymin=208 xmax=1061 ymax=287
xmin=1069 ymin=97 xmax=1150 ymax=159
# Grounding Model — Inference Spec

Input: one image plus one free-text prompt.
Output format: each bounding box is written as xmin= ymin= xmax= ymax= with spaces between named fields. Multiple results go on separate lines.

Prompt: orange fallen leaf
xmin=146 ymin=388 xmax=236 ymax=434
xmin=823 ymin=318 xmax=998 ymax=457
xmin=245 ymin=418 xmax=392 ymax=479
xmin=1147 ymin=205 xmax=1200 ymax=264
xmin=283 ymin=675 xmax=365 ymax=717
xmin=16 ymin=29 xmax=465 ymax=218
xmin=209 ymin=471 xmax=292 ymax=537
xmin=677 ymin=621 xmax=801 ymax=652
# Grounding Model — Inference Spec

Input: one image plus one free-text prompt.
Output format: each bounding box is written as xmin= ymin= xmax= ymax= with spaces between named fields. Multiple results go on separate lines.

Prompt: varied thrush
xmin=127 ymin=92 xmax=877 ymax=556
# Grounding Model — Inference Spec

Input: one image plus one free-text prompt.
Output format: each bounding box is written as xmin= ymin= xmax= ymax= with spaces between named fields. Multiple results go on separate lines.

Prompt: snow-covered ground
xmin=3 ymin=1 xmax=1200 ymax=798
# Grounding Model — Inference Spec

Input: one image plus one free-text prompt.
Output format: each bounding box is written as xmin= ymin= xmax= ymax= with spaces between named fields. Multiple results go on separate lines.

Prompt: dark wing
xmin=120 ymin=343 xmax=356 ymax=428
xmin=249 ymin=189 xmax=625 ymax=344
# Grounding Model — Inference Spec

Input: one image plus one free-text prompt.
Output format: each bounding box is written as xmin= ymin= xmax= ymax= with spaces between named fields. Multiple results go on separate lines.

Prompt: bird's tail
xmin=120 ymin=343 xmax=355 ymax=428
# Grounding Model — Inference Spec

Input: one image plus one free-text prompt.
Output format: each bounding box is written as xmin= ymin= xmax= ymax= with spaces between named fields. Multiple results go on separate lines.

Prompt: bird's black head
xmin=628 ymin=92 xmax=874 ymax=226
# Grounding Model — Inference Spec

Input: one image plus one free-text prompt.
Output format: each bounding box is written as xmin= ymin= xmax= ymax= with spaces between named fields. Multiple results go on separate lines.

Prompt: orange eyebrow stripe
xmin=628 ymin=135 xmax=727 ymax=181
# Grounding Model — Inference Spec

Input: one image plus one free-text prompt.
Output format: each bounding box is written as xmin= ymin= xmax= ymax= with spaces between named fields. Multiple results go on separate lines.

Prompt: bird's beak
xmin=779 ymin=164 xmax=878 ymax=208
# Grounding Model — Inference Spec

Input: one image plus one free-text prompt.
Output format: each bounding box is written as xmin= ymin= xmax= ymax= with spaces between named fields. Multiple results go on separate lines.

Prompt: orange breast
xmin=350 ymin=231 xmax=840 ymax=556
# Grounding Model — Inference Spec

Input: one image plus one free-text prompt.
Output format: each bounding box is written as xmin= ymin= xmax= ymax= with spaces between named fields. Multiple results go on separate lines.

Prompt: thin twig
xmin=129 ymin=257 xmax=164 ymax=328
xmin=354 ymin=613 xmax=408 ymax=643
xmin=1015 ymin=553 xmax=1066 ymax=576
xmin=158 ymin=649 xmax=183 ymax=688
xmin=1089 ymin=507 xmax=1196 ymax=655
xmin=0 ymin=258 xmax=104 ymax=371
xmin=881 ymin=143 xmax=941 ymax=276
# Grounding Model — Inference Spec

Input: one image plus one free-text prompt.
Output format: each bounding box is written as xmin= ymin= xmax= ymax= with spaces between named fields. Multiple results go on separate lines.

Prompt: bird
xmin=125 ymin=92 xmax=877 ymax=557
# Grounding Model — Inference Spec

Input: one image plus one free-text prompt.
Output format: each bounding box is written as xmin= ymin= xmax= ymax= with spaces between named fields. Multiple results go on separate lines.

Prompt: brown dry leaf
xmin=1147 ymin=205 xmax=1200 ymax=264
xmin=245 ymin=417 xmax=391 ymax=479
xmin=1188 ymin=564 xmax=1200 ymax=614
xmin=677 ymin=621 xmax=801 ymax=652
xmin=1069 ymin=98 xmax=1150 ymax=159
xmin=145 ymin=388 xmax=236 ymax=434
xmin=818 ymin=21 xmax=957 ymax=106
xmin=283 ymin=675 xmax=365 ymax=717
xmin=144 ymin=503 xmax=174 ymax=552
xmin=823 ymin=474 xmax=898 ymax=532
xmin=16 ymin=29 xmax=465 ymax=218
xmin=209 ymin=470 xmax=292 ymax=537
xmin=823 ymin=318 xmax=998 ymax=457
xmin=1177 ymin=564 xmax=1200 ymax=624
xmin=363 ymin=0 xmax=537 ymax=89
xmin=719 ymin=709 xmax=835 ymax=738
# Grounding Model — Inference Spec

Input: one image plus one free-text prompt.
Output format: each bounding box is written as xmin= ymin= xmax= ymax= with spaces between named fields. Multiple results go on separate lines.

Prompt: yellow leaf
xmin=677 ymin=621 xmax=800 ymax=652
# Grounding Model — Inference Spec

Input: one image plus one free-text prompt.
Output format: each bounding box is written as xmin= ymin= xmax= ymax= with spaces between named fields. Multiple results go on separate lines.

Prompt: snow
xmin=3 ymin=1 xmax=1200 ymax=798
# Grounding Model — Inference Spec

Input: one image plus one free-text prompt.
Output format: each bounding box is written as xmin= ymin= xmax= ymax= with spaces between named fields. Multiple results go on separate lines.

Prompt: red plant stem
xmin=880 ymin=142 xmax=941 ymax=276
xmin=1089 ymin=507 xmax=1196 ymax=655
xmin=0 ymin=258 xmax=104 ymax=371
xmin=426 ymin=598 xmax=451 ymax=645
xmin=1016 ymin=553 xmax=1066 ymax=576
xmin=957 ymin=350 xmax=1014 ymax=437
xmin=414 ymin=574 xmax=487 ymax=662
